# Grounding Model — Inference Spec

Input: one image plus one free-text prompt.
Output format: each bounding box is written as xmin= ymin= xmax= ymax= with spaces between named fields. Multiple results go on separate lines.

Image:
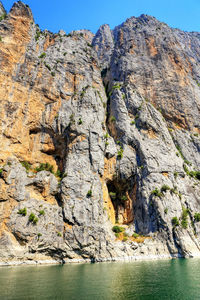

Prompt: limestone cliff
xmin=0 ymin=1 xmax=200 ymax=265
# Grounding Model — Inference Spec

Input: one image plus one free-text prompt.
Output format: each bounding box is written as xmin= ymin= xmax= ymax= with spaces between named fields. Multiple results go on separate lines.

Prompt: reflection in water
xmin=0 ymin=259 xmax=200 ymax=299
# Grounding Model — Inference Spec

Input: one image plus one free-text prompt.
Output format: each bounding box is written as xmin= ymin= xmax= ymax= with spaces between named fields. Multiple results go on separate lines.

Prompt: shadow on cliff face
xmin=29 ymin=126 xmax=68 ymax=174
xmin=107 ymin=178 xmax=135 ymax=225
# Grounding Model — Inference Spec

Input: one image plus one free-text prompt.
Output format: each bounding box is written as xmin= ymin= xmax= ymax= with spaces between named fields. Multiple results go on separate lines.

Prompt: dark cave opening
xmin=107 ymin=179 xmax=134 ymax=225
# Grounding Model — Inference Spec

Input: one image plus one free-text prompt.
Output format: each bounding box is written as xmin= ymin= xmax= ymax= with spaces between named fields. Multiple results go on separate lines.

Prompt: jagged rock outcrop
xmin=0 ymin=1 xmax=5 ymax=16
xmin=0 ymin=1 xmax=200 ymax=265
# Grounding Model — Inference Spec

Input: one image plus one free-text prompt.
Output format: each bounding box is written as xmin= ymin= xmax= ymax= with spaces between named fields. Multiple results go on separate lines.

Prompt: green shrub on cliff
xmin=172 ymin=217 xmax=179 ymax=227
xmin=39 ymin=210 xmax=45 ymax=216
xmin=18 ymin=208 xmax=27 ymax=216
xmin=112 ymin=226 xmax=124 ymax=233
xmin=151 ymin=188 xmax=163 ymax=198
xmin=181 ymin=219 xmax=188 ymax=229
xmin=29 ymin=213 xmax=38 ymax=224
xmin=87 ymin=190 xmax=92 ymax=197
xmin=117 ymin=147 xmax=124 ymax=160
xmin=20 ymin=161 xmax=31 ymax=171
xmin=132 ymin=233 xmax=139 ymax=238
xmin=39 ymin=52 xmax=46 ymax=59
xmin=110 ymin=116 xmax=116 ymax=122
xmin=180 ymin=207 xmax=189 ymax=229
xmin=35 ymin=163 xmax=54 ymax=174
xmin=109 ymin=192 xmax=116 ymax=199
xmin=161 ymin=185 xmax=170 ymax=193
xmin=194 ymin=213 xmax=200 ymax=222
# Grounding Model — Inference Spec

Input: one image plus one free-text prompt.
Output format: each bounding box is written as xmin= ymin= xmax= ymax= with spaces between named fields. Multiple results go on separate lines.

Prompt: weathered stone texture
xmin=0 ymin=2 xmax=200 ymax=264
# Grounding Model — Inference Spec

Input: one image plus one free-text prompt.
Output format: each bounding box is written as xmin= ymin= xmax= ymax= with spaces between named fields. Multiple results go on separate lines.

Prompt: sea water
xmin=0 ymin=258 xmax=200 ymax=299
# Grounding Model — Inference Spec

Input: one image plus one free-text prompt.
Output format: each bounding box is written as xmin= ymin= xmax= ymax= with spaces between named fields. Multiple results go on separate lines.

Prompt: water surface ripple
xmin=0 ymin=258 xmax=200 ymax=299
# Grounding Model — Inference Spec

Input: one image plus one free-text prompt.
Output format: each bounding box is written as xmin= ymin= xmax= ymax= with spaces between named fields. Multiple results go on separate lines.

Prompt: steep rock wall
xmin=0 ymin=1 xmax=200 ymax=264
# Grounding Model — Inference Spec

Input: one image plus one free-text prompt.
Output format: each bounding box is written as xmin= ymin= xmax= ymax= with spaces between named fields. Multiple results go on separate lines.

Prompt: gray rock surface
xmin=0 ymin=2 xmax=200 ymax=264
xmin=0 ymin=1 xmax=5 ymax=17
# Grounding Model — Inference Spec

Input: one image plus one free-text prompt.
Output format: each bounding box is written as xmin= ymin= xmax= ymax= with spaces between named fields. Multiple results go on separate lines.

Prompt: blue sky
xmin=3 ymin=0 xmax=200 ymax=34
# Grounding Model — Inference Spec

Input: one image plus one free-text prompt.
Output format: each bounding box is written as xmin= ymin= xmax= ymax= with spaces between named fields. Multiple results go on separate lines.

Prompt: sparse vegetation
xmin=130 ymin=120 xmax=135 ymax=125
xmin=44 ymin=62 xmax=51 ymax=71
xmin=39 ymin=210 xmax=45 ymax=216
xmin=132 ymin=233 xmax=139 ymax=238
xmin=117 ymin=147 xmax=124 ymax=160
xmin=180 ymin=207 xmax=189 ymax=229
xmin=183 ymin=164 xmax=200 ymax=180
xmin=29 ymin=213 xmax=38 ymax=224
xmin=151 ymin=188 xmax=163 ymax=198
xmin=109 ymin=192 xmax=116 ymax=199
xmin=112 ymin=226 xmax=125 ymax=233
xmin=164 ymin=208 xmax=168 ymax=214
xmin=170 ymin=186 xmax=178 ymax=195
xmin=51 ymin=72 xmax=55 ymax=77
xmin=121 ymin=195 xmax=128 ymax=202
xmin=196 ymin=80 xmax=200 ymax=87
xmin=176 ymin=145 xmax=191 ymax=165
xmin=112 ymin=84 xmax=121 ymax=90
xmin=183 ymin=164 xmax=190 ymax=175
xmin=55 ymin=169 xmax=62 ymax=178
xmin=69 ymin=113 xmax=75 ymax=124
xmin=78 ymin=118 xmax=83 ymax=125
xmin=135 ymin=114 xmax=139 ymax=120
xmin=104 ymin=133 xmax=109 ymax=139
xmin=110 ymin=116 xmax=116 ymax=122
xmin=181 ymin=219 xmax=188 ymax=229
xmin=20 ymin=161 xmax=31 ymax=171
xmin=35 ymin=29 xmax=41 ymax=41
xmin=189 ymin=170 xmax=200 ymax=180
xmin=87 ymin=190 xmax=92 ymax=197
xmin=57 ymin=232 xmax=62 ymax=237
xmin=80 ymin=90 xmax=85 ymax=98
xmin=161 ymin=185 xmax=171 ymax=193
xmin=174 ymin=171 xmax=178 ymax=179
xmin=194 ymin=213 xmax=200 ymax=222
xmin=35 ymin=163 xmax=54 ymax=174
xmin=39 ymin=52 xmax=46 ymax=59
xmin=172 ymin=217 xmax=179 ymax=227
xmin=18 ymin=208 xmax=27 ymax=216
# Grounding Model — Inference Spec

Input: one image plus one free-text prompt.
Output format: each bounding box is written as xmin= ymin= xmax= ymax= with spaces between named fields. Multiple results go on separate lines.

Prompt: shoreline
xmin=0 ymin=253 xmax=183 ymax=267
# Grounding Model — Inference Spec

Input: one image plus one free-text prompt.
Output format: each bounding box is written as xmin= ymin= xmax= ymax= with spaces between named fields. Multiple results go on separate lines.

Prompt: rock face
xmin=0 ymin=1 xmax=5 ymax=16
xmin=0 ymin=2 xmax=200 ymax=264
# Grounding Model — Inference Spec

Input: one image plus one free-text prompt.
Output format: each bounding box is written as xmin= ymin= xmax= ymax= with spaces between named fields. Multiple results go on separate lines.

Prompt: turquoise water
xmin=0 ymin=259 xmax=200 ymax=299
